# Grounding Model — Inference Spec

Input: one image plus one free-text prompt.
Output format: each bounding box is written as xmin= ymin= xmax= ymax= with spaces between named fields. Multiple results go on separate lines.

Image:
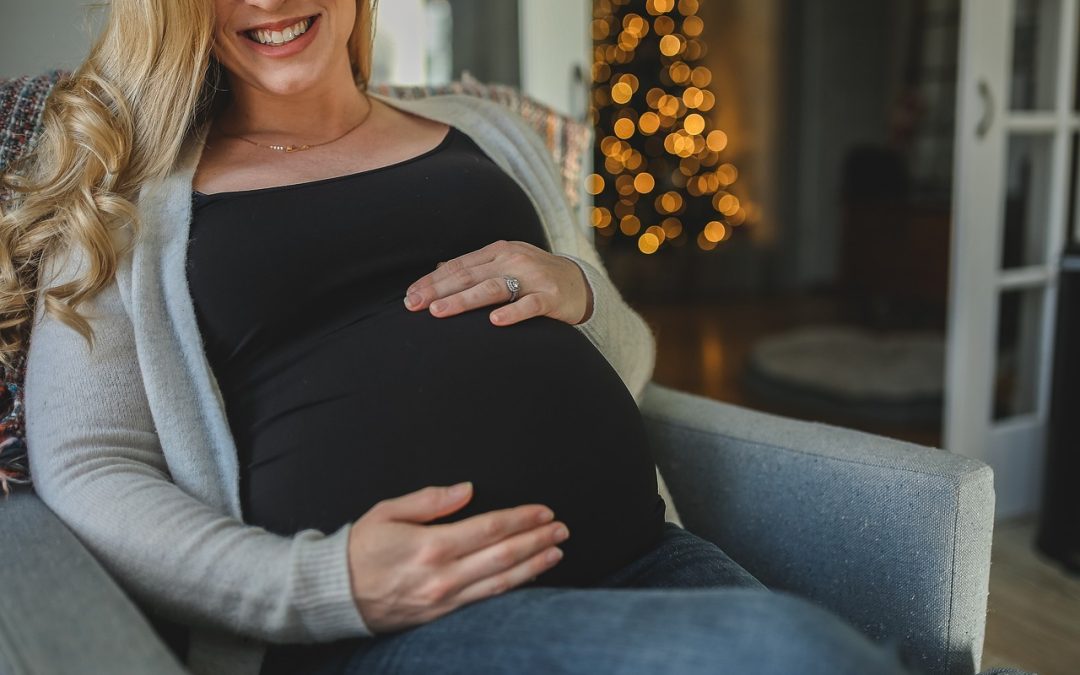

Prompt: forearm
xmin=24 ymin=254 xmax=371 ymax=644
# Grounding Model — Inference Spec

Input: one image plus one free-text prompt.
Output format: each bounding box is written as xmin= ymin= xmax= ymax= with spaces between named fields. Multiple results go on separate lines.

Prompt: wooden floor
xmin=638 ymin=296 xmax=944 ymax=447
xmin=636 ymin=298 xmax=1080 ymax=675
xmin=982 ymin=516 xmax=1080 ymax=675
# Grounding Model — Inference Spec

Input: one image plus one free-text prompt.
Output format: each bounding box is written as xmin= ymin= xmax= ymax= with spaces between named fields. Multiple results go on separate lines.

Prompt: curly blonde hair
xmin=0 ymin=0 xmax=378 ymax=371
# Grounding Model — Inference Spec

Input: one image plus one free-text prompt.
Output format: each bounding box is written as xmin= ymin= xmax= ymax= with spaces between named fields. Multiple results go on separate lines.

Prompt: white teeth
xmin=247 ymin=18 xmax=311 ymax=46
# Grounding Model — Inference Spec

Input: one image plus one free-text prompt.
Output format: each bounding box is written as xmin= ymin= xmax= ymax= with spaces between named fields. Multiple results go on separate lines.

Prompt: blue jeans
xmin=262 ymin=521 xmax=924 ymax=674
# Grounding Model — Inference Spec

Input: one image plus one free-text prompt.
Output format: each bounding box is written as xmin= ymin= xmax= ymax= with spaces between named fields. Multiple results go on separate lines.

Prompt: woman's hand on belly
xmin=347 ymin=481 xmax=571 ymax=635
xmin=401 ymin=239 xmax=593 ymax=327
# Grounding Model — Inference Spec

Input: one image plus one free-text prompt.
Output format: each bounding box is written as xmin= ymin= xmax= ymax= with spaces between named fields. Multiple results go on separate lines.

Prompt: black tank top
xmin=186 ymin=125 xmax=666 ymax=592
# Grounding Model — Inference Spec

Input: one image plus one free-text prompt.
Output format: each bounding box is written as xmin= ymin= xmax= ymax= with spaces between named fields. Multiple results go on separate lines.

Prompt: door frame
xmin=946 ymin=0 xmax=1077 ymax=519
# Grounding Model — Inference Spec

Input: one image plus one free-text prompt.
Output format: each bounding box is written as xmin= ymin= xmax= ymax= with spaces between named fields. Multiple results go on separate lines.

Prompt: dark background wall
xmin=446 ymin=0 xmax=521 ymax=87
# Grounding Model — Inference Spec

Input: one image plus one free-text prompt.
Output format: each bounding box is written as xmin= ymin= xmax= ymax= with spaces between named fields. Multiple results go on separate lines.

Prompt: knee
xmin=651 ymin=589 xmax=916 ymax=675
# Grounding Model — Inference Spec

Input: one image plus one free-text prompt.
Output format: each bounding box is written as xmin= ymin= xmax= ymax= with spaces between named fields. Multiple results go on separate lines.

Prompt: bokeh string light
xmin=589 ymin=0 xmax=752 ymax=255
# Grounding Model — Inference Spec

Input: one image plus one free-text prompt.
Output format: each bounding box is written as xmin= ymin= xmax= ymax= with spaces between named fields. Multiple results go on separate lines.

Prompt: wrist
xmin=569 ymin=260 xmax=594 ymax=325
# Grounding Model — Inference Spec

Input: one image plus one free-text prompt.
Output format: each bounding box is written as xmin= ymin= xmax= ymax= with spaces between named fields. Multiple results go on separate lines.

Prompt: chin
xmin=251 ymin=71 xmax=327 ymax=97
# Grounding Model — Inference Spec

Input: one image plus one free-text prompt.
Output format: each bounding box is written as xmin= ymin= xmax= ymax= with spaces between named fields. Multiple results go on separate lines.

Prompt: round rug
xmin=741 ymin=323 xmax=945 ymax=426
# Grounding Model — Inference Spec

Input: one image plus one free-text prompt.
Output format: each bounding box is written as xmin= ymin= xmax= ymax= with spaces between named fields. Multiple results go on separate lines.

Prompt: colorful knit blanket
xmin=0 ymin=69 xmax=66 ymax=496
xmin=0 ymin=70 xmax=591 ymax=496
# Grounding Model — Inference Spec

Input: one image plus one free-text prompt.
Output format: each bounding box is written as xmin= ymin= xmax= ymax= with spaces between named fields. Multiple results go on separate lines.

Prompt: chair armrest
xmin=638 ymin=381 xmax=994 ymax=675
xmin=0 ymin=485 xmax=190 ymax=675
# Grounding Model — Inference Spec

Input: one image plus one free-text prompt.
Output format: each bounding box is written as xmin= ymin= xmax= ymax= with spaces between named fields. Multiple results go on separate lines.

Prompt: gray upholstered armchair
xmin=0 ymin=74 xmax=1000 ymax=675
xmin=0 ymin=383 xmax=998 ymax=674
xmin=639 ymin=382 xmax=995 ymax=675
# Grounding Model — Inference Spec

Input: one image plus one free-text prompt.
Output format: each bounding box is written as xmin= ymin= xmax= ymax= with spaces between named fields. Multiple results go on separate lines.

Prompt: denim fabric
xmin=262 ymin=522 xmax=926 ymax=675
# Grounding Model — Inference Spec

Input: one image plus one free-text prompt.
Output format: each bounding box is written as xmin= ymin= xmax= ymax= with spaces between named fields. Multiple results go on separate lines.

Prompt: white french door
xmin=947 ymin=0 xmax=1078 ymax=519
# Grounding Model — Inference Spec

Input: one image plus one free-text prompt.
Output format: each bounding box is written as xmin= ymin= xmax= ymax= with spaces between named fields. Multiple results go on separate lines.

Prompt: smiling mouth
xmin=243 ymin=15 xmax=317 ymax=46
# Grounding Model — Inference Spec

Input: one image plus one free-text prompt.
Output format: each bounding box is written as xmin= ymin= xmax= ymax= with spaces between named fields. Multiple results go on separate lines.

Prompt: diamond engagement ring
xmin=503 ymin=275 xmax=520 ymax=303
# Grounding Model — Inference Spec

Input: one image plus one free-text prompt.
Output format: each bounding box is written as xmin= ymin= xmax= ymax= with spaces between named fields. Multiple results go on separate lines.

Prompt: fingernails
xmin=449 ymin=481 xmax=472 ymax=498
xmin=405 ymin=292 xmax=421 ymax=308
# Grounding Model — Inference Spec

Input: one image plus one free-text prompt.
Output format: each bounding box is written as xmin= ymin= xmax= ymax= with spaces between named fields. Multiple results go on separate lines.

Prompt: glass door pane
xmin=1010 ymin=0 xmax=1062 ymax=111
xmin=993 ymin=286 xmax=1046 ymax=419
xmin=1001 ymin=133 xmax=1054 ymax=268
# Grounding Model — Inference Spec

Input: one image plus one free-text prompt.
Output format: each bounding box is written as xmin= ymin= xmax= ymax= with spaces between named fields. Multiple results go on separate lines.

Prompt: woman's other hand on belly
xmin=347 ymin=481 xmax=571 ymax=635
xmin=401 ymin=239 xmax=593 ymax=327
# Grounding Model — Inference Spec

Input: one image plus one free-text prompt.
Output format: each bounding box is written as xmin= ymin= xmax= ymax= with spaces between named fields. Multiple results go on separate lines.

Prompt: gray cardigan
xmin=24 ymin=90 xmax=658 ymax=675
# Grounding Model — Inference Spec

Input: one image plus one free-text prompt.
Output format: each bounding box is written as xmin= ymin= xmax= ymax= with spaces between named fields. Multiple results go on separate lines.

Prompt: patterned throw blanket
xmin=0 ymin=70 xmax=591 ymax=496
xmin=0 ymin=70 xmax=65 ymax=496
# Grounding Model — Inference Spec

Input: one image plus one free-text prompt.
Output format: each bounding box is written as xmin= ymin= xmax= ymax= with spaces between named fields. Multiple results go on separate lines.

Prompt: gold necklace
xmin=219 ymin=96 xmax=374 ymax=153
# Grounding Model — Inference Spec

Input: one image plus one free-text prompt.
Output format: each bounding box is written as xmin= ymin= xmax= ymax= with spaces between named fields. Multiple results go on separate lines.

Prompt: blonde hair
xmin=0 ymin=0 xmax=378 ymax=371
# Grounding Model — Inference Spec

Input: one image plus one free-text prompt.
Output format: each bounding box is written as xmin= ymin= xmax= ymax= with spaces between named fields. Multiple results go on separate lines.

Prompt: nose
xmin=242 ymin=0 xmax=289 ymax=11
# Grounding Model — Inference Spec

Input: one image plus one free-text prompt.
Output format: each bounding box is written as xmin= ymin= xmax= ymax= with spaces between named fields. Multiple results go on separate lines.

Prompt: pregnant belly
xmin=230 ymin=296 xmax=666 ymax=587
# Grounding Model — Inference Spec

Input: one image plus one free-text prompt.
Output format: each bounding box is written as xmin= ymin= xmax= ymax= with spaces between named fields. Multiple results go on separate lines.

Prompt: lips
xmin=244 ymin=15 xmax=316 ymax=46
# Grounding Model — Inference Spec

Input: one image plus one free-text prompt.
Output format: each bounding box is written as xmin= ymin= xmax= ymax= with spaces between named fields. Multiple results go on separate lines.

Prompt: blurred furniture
xmin=0 ymin=73 xmax=1001 ymax=675
xmin=1037 ymin=244 xmax=1080 ymax=574
xmin=839 ymin=145 xmax=951 ymax=331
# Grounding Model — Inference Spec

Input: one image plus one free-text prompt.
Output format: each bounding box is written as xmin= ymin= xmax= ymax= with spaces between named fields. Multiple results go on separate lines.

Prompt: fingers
xmin=406 ymin=260 xmax=517 ymax=317
xmin=350 ymin=495 xmax=569 ymax=635
xmin=488 ymin=292 xmax=549 ymax=326
xmin=451 ymin=541 xmax=565 ymax=607
xmin=404 ymin=240 xmax=548 ymax=317
xmin=405 ymin=240 xmax=508 ymax=300
xmin=426 ymin=503 xmax=551 ymax=554
xmin=434 ymin=519 xmax=569 ymax=608
xmin=369 ymin=482 xmax=474 ymax=524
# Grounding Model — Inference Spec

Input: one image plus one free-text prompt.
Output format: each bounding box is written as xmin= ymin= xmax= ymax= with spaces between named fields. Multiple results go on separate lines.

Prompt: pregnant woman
xmin=189 ymin=120 xmax=670 ymax=590
xmin=8 ymin=1 xmax=925 ymax=674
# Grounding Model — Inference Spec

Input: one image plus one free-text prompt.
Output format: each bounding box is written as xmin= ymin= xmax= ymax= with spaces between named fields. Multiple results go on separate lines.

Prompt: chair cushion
xmin=0 ymin=70 xmax=592 ymax=494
